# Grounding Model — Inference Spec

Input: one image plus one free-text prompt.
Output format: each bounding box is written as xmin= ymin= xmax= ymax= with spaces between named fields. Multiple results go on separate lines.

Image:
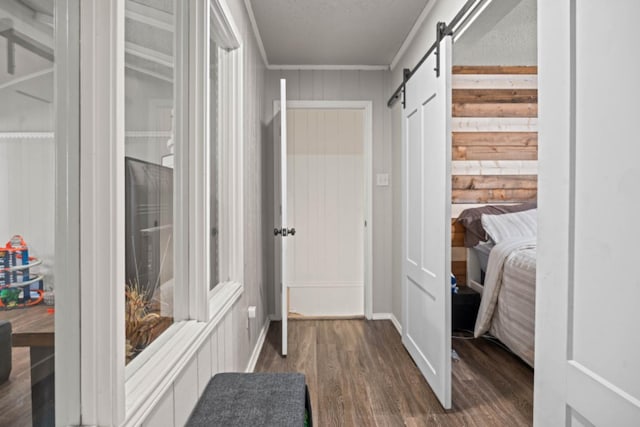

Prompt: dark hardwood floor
xmin=255 ymin=320 xmax=533 ymax=427
xmin=0 ymin=347 xmax=32 ymax=427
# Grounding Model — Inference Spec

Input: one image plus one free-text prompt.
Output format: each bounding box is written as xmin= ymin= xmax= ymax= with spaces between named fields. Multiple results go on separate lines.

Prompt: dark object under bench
xmin=186 ymin=372 xmax=312 ymax=427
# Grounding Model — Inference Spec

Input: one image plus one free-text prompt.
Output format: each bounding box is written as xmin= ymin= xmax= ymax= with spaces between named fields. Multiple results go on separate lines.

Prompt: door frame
xmin=272 ymin=100 xmax=374 ymax=320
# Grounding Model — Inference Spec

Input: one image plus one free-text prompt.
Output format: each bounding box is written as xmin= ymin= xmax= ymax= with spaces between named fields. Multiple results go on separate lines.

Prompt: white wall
xmin=223 ymin=0 xmax=269 ymax=369
xmin=263 ymin=69 xmax=393 ymax=314
xmin=389 ymin=0 xmax=468 ymax=325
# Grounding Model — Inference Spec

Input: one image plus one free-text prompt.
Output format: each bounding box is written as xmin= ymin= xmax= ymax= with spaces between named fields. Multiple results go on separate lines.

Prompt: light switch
xmin=376 ymin=173 xmax=389 ymax=186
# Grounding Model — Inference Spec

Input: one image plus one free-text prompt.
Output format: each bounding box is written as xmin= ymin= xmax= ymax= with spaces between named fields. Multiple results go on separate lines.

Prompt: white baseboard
xmin=371 ymin=313 xmax=402 ymax=335
xmin=245 ymin=317 xmax=271 ymax=372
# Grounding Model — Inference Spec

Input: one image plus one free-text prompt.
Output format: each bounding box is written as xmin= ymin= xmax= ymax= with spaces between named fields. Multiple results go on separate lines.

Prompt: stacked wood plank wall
xmin=451 ymin=66 xmax=538 ymax=286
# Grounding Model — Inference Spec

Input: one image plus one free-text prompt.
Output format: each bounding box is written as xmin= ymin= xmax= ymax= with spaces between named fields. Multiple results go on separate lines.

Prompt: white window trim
xmin=208 ymin=0 xmax=244 ymax=306
xmin=54 ymin=0 xmax=81 ymax=425
xmin=79 ymin=0 xmax=126 ymax=424
xmin=79 ymin=0 xmax=244 ymax=424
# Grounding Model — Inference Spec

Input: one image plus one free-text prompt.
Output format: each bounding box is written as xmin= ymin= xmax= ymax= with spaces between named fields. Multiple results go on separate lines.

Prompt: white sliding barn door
xmin=287 ymin=108 xmax=365 ymax=317
xmin=402 ymin=37 xmax=452 ymax=409
xmin=535 ymin=1 xmax=640 ymax=425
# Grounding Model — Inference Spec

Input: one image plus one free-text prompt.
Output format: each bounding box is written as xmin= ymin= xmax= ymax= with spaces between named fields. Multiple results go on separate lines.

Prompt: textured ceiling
xmin=249 ymin=0 xmax=430 ymax=66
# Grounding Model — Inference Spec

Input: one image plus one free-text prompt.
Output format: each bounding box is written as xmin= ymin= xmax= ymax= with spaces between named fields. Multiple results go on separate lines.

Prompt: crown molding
xmin=243 ymin=0 xmax=269 ymax=65
xmin=390 ymin=0 xmax=436 ymax=70
xmin=267 ymin=64 xmax=389 ymax=71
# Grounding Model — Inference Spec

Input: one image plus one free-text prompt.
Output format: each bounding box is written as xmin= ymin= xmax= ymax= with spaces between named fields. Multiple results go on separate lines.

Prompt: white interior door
xmin=402 ymin=36 xmax=452 ymax=409
xmin=286 ymin=108 xmax=365 ymax=317
xmin=278 ymin=79 xmax=289 ymax=356
xmin=535 ymin=1 xmax=640 ymax=425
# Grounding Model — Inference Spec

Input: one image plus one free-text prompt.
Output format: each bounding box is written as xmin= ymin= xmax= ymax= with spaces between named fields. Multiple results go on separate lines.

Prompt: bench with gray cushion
xmin=186 ymin=372 xmax=312 ymax=427
xmin=0 ymin=320 xmax=11 ymax=384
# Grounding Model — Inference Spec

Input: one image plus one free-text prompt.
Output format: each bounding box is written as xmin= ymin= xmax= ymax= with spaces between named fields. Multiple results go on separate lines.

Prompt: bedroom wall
xmin=263 ymin=68 xmax=393 ymax=315
xmin=451 ymin=65 xmax=538 ymax=284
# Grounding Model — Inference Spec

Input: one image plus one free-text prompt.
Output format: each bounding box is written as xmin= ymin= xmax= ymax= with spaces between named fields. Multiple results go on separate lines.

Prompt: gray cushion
xmin=0 ymin=320 xmax=12 ymax=384
xmin=186 ymin=372 xmax=307 ymax=427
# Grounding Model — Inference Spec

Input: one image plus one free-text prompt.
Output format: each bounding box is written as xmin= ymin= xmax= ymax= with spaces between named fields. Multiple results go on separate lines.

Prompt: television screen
xmin=125 ymin=156 xmax=173 ymax=302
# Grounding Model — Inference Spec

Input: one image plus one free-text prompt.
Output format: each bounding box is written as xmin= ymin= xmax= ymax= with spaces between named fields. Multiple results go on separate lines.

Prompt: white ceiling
xmin=248 ymin=0 xmax=430 ymax=67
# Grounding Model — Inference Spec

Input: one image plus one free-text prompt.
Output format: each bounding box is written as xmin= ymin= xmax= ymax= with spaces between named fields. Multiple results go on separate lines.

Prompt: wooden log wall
xmin=451 ymin=66 xmax=538 ymax=286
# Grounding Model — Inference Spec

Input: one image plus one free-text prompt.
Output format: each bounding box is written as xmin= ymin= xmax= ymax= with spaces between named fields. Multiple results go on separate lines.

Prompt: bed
xmin=456 ymin=204 xmax=537 ymax=367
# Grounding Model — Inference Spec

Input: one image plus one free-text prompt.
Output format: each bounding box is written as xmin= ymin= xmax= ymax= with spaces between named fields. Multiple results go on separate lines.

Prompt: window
xmin=0 ymin=1 xmax=80 ymax=424
xmin=75 ymin=0 xmax=244 ymax=423
xmin=210 ymin=41 xmax=219 ymax=290
xmin=209 ymin=3 xmax=243 ymax=294
xmin=124 ymin=0 xmax=182 ymax=363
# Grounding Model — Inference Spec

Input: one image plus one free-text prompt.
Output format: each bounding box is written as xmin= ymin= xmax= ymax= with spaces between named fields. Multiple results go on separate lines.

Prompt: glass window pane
xmin=210 ymin=43 xmax=219 ymax=290
xmin=0 ymin=0 xmax=57 ymax=424
xmin=124 ymin=0 xmax=177 ymax=363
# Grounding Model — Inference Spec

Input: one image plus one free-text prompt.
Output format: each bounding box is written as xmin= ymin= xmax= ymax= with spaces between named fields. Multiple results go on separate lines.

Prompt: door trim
xmin=272 ymin=100 xmax=374 ymax=320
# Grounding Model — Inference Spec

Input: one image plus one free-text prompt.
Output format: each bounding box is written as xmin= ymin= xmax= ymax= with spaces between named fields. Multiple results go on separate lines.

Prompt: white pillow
xmin=481 ymin=209 xmax=537 ymax=244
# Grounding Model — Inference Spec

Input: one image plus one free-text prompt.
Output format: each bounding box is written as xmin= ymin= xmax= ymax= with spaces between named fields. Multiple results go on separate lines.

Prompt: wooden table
xmin=1 ymin=305 xmax=55 ymax=426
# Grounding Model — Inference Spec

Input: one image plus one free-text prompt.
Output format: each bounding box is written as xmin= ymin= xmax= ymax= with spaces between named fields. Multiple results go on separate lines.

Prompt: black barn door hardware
xmin=387 ymin=0 xmax=486 ymax=109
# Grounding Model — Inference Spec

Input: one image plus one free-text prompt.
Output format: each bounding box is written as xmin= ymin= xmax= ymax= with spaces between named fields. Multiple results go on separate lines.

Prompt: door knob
xmin=274 ymin=227 xmax=296 ymax=236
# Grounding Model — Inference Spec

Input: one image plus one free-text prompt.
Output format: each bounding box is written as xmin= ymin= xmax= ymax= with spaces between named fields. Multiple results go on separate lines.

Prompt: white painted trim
xmin=371 ymin=313 xmax=402 ymax=335
xmin=390 ymin=0 xmax=436 ymax=70
xmin=125 ymin=41 xmax=174 ymax=68
xmin=272 ymin=100 xmax=374 ymax=320
xmin=288 ymin=282 xmax=364 ymax=288
xmin=275 ymin=100 xmax=375 ymax=110
xmin=79 ymin=0 xmax=125 ymax=424
xmin=124 ymin=0 xmax=172 ymax=26
xmin=124 ymin=131 xmax=172 ymax=138
xmin=268 ymin=64 xmax=389 ymax=71
xmin=188 ymin=0 xmax=210 ymax=321
xmin=54 ymin=1 xmax=81 ymax=424
xmin=211 ymin=0 xmax=241 ymax=50
xmin=125 ymin=63 xmax=172 ymax=83
xmin=0 ymin=67 xmax=53 ymax=91
xmin=0 ymin=132 xmax=54 ymax=139
xmin=213 ymin=38 xmax=245 ymax=289
xmin=243 ymin=0 xmax=268 ymax=65
xmin=170 ymin=0 xmax=191 ymax=322
xmin=125 ymin=8 xmax=173 ymax=33
xmin=246 ymin=317 xmax=271 ymax=372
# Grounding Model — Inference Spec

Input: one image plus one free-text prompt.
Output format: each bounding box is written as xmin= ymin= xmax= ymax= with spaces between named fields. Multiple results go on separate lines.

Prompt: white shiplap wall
xmin=133 ymin=0 xmax=270 ymax=424
xmin=138 ymin=298 xmax=245 ymax=427
xmin=263 ymin=69 xmax=393 ymax=314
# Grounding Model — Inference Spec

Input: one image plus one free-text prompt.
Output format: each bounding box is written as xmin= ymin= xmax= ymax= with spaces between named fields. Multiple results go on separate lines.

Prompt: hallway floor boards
xmin=255 ymin=319 xmax=533 ymax=426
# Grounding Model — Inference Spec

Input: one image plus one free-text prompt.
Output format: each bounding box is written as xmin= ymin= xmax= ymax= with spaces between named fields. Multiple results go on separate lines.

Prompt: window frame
xmin=78 ymin=0 xmax=244 ymax=424
xmin=207 ymin=0 xmax=244 ymax=305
